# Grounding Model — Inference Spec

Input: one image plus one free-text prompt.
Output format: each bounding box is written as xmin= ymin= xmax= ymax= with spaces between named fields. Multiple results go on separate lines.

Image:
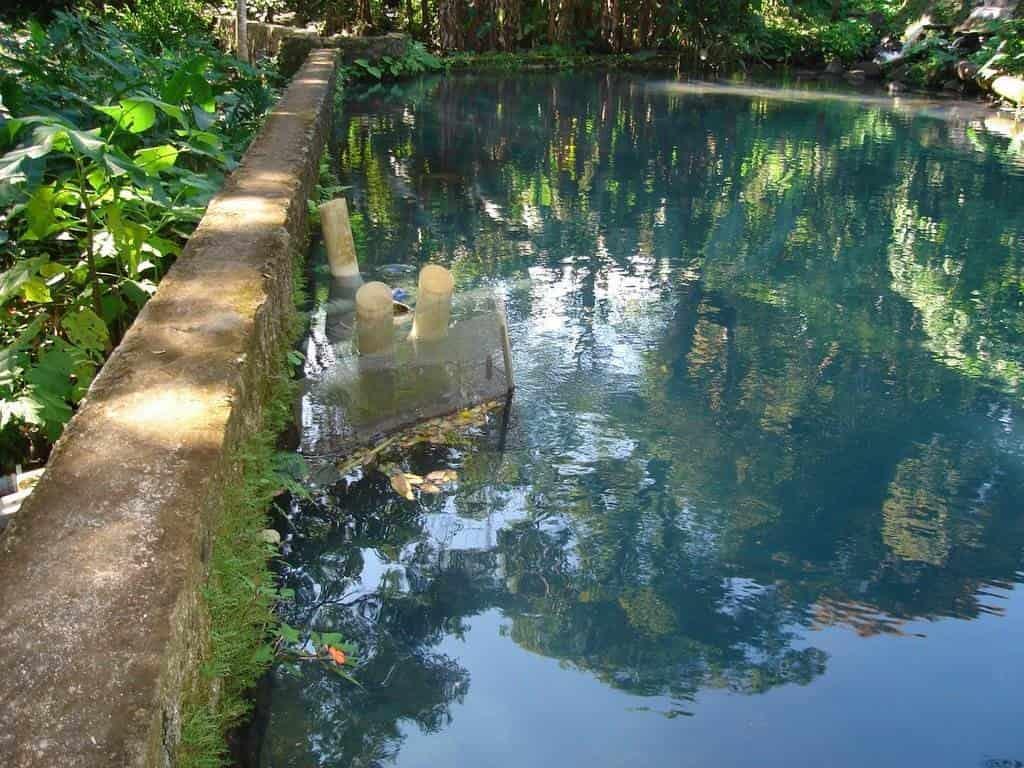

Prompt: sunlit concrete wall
xmin=0 ymin=48 xmax=338 ymax=768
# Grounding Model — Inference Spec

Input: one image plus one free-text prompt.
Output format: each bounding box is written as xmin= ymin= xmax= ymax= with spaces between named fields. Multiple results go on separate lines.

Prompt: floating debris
xmin=334 ymin=398 xmax=505 ymax=501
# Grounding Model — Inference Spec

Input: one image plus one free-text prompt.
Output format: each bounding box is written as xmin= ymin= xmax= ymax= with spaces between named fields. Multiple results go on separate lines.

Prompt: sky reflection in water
xmin=260 ymin=73 xmax=1024 ymax=768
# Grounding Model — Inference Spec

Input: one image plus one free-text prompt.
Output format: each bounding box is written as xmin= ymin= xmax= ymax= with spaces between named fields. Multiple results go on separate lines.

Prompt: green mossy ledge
xmin=0 ymin=48 xmax=338 ymax=768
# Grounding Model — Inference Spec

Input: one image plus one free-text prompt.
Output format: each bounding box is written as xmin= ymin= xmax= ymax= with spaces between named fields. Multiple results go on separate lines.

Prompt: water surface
xmin=261 ymin=72 xmax=1024 ymax=767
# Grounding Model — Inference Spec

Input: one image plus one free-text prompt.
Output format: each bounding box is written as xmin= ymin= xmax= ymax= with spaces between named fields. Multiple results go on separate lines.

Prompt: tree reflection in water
xmin=260 ymin=73 xmax=1024 ymax=767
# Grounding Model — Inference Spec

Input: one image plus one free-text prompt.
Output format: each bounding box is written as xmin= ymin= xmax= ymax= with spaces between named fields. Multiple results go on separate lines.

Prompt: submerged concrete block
xmin=0 ymin=48 xmax=339 ymax=768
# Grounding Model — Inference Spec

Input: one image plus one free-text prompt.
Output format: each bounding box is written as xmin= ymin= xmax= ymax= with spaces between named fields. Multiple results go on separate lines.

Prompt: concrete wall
xmin=0 ymin=48 xmax=338 ymax=768
xmin=215 ymin=16 xmax=410 ymax=76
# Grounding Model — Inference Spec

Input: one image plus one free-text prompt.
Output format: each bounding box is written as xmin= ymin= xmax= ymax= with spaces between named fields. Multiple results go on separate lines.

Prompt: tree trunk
xmin=357 ymin=0 xmax=373 ymax=33
xmin=601 ymin=0 xmax=621 ymax=52
xmin=236 ymin=0 xmax=249 ymax=63
xmin=638 ymin=0 xmax=651 ymax=49
xmin=556 ymin=0 xmax=573 ymax=45
xmin=421 ymin=0 xmax=431 ymax=39
xmin=499 ymin=0 xmax=520 ymax=51
xmin=439 ymin=0 xmax=461 ymax=51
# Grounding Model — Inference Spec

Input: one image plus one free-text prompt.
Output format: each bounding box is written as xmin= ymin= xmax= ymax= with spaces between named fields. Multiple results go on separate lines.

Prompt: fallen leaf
xmin=390 ymin=472 xmax=414 ymax=500
xmin=420 ymin=482 xmax=441 ymax=494
xmin=404 ymin=473 xmax=424 ymax=485
xmin=425 ymin=470 xmax=447 ymax=482
xmin=326 ymin=646 xmax=347 ymax=665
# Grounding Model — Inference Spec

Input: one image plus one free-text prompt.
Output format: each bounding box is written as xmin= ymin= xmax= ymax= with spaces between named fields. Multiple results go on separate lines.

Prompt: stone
xmin=850 ymin=60 xmax=883 ymax=78
xmin=824 ymin=60 xmax=845 ymax=76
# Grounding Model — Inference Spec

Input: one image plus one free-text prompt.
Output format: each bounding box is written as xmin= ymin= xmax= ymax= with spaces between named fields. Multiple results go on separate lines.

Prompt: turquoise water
xmin=259 ymin=73 xmax=1024 ymax=767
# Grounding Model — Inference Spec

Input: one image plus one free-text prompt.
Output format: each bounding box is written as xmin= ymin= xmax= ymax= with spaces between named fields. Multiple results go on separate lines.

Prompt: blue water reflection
xmin=259 ymin=73 xmax=1024 ymax=768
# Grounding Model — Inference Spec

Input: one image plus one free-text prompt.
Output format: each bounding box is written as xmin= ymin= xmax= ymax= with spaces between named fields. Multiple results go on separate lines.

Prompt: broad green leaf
xmin=191 ymin=104 xmax=216 ymax=131
xmin=134 ymin=144 xmax=179 ymax=175
xmin=122 ymin=278 xmax=157 ymax=308
xmin=24 ymin=387 xmax=73 ymax=439
xmin=25 ymin=184 xmax=61 ymax=239
xmin=0 ymin=123 xmax=61 ymax=184
xmin=21 ymin=277 xmax=52 ymax=303
xmin=1 ymin=388 xmax=72 ymax=437
xmin=0 ymin=317 xmax=42 ymax=388
xmin=24 ymin=345 xmax=75 ymax=401
xmin=0 ymin=256 xmax=48 ymax=306
xmin=278 ymin=623 xmax=301 ymax=644
xmin=61 ymin=308 xmax=110 ymax=353
xmin=95 ymin=98 xmax=156 ymax=134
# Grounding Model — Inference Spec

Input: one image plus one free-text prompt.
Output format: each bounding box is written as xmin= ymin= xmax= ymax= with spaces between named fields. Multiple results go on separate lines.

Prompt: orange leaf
xmin=326 ymin=646 xmax=347 ymax=665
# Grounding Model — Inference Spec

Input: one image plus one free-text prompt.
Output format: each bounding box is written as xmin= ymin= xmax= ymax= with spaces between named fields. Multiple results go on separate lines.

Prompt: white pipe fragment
xmin=410 ymin=265 xmax=454 ymax=342
xmin=320 ymin=198 xmax=360 ymax=279
xmin=495 ymin=294 xmax=515 ymax=393
xmin=356 ymin=281 xmax=394 ymax=355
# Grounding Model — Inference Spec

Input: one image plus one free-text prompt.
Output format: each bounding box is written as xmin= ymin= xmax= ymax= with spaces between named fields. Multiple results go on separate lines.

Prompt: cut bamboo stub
xmin=356 ymin=281 xmax=394 ymax=355
xmin=320 ymin=198 xmax=360 ymax=278
xmin=410 ymin=264 xmax=454 ymax=342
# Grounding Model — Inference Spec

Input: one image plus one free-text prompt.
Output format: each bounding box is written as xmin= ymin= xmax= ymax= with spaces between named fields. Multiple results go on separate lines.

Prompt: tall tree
xmin=356 ymin=0 xmax=373 ymax=32
xmin=439 ymin=0 xmax=462 ymax=50
xmin=498 ymin=0 xmax=520 ymax=50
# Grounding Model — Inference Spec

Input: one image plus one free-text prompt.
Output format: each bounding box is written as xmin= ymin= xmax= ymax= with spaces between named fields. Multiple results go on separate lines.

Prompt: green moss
xmin=176 ymin=267 xmax=309 ymax=767
xmin=176 ymin=149 xmax=335 ymax=767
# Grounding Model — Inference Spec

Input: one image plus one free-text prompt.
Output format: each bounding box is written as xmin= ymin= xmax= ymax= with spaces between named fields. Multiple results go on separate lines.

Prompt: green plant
xmin=0 ymin=12 xmax=279 ymax=472
xmin=971 ymin=19 xmax=1024 ymax=77
xmin=178 ymin=364 xmax=308 ymax=768
xmin=341 ymin=41 xmax=443 ymax=82
xmin=107 ymin=0 xmax=211 ymax=50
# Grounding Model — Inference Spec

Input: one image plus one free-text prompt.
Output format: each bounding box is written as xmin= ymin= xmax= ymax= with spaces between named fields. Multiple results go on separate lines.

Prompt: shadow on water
xmin=254 ymin=72 xmax=1024 ymax=767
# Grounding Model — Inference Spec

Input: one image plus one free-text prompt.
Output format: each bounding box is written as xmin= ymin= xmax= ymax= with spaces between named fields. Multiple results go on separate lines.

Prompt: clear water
xmin=260 ymin=73 xmax=1024 ymax=767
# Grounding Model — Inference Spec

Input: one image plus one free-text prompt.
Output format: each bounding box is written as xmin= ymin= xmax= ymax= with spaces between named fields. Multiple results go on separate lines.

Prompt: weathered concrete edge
xmin=0 ymin=49 xmax=338 ymax=768
xmin=214 ymin=15 xmax=411 ymax=75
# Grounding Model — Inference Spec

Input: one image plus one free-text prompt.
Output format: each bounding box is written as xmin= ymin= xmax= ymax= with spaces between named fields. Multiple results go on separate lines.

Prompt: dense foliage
xmin=256 ymin=0 xmax=912 ymax=65
xmin=0 ymin=7 xmax=278 ymax=472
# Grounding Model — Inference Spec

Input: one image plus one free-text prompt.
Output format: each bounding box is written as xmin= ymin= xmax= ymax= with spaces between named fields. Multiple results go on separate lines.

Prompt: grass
xmin=177 ymin=148 xmax=344 ymax=766
xmin=176 ymin=255 xmax=310 ymax=768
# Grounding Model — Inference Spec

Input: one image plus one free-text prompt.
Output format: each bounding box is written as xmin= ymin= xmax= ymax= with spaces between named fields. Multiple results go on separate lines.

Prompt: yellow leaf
xmin=390 ymin=472 xmax=414 ymax=500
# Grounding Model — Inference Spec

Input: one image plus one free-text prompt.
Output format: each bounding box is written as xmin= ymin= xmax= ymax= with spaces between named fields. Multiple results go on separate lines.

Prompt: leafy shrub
xmin=817 ymin=18 xmax=876 ymax=63
xmin=108 ymin=0 xmax=211 ymax=50
xmin=343 ymin=41 xmax=442 ymax=81
xmin=970 ymin=19 xmax=1024 ymax=77
xmin=0 ymin=11 xmax=280 ymax=471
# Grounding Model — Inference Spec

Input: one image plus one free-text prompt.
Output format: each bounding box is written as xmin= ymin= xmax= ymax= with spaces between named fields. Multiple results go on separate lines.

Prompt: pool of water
xmin=259 ymin=72 xmax=1024 ymax=767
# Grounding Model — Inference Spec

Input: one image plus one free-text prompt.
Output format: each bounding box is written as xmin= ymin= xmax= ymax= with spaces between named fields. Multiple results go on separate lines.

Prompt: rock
xmin=888 ymin=63 xmax=908 ymax=83
xmin=824 ymin=60 xmax=845 ymax=76
xmin=851 ymin=60 xmax=883 ymax=78
xmin=888 ymin=81 xmax=909 ymax=94
xmin=942 ymin=78 xmax=963 ymax=92
xmin=956 ymin=60 xmax=980 ymax=81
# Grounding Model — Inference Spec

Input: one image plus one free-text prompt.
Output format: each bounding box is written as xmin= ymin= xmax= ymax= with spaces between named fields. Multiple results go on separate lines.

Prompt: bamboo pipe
xmin=320 ymin=198 xmax=360 ymax=279
xmin=355 ymin=281 xmax=394 ymax=355
xmin=410 ymin=265 xmax=454 ymax=342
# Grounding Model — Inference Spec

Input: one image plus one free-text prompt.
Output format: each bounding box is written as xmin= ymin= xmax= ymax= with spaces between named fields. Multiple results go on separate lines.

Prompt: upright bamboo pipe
xmin=356 ymin=281 xmax=394 ymax=355
xmin=320 ymin=198 xmax=360 ymax=279
xmin=410 ymin=265 xmax=454 ymax=342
